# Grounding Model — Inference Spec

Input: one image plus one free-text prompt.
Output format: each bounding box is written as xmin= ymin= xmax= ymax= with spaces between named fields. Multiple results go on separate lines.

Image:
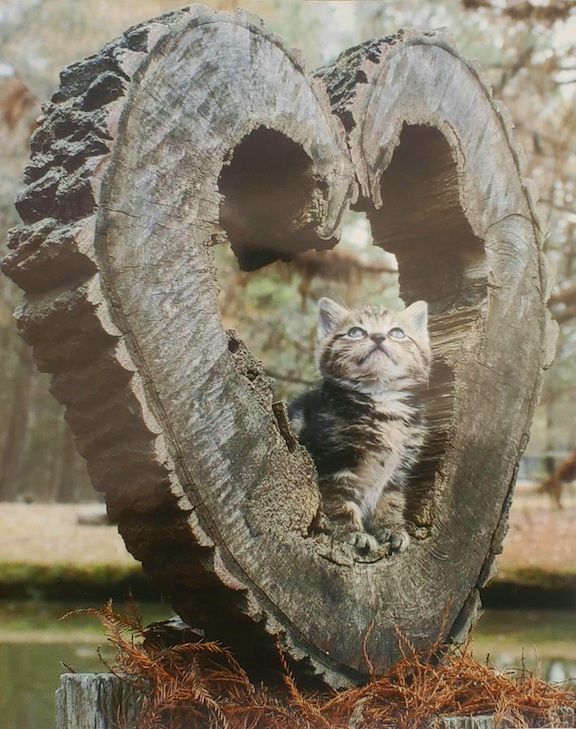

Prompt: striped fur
xmin=289 ymin=298 xmax=431 ymax=553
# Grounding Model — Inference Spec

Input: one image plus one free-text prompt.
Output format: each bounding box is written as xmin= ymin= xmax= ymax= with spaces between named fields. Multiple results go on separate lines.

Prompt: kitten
xmin=288 ymin=298 xmax=431 ymax=553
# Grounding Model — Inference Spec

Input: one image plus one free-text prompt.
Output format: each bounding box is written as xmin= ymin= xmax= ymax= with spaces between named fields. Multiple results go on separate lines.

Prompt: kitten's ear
xmin=404 ymin=300 xmax=428 ymax=335
xmin=317 ymin=297 xmax=348 ymax=339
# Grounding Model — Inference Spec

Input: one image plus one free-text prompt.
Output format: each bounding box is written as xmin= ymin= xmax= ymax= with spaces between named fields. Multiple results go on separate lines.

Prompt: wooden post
xmin=55 ymin=674 xmax=141 ymax=729
xmin=3 ymin=8 xmax=555 ymax=687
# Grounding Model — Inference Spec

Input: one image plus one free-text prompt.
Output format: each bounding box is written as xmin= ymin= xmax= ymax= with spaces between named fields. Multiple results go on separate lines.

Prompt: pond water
xmin=0 ymin=601 xmax=574 ymax=729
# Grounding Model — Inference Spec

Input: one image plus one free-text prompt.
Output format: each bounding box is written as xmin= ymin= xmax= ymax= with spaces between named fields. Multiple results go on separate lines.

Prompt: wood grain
xmin=317 ymin=29 xmax=556 ymax=649
xmin=2 ymin=13 xmax=554 ymax=687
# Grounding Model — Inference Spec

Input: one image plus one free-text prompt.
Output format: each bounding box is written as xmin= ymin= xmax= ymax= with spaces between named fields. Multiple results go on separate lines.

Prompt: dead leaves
xmin=64 ymin=599 xmax=576 ymax=729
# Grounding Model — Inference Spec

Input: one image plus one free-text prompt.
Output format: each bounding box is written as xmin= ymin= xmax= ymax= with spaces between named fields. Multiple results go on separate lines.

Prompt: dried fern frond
xmin=66 ymin=599 xmax=576 ymax=729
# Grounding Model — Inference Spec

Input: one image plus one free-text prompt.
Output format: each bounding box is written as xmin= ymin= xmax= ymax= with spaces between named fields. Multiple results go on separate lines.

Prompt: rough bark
xmin=2 ymin=9 xmax=554 ymax=687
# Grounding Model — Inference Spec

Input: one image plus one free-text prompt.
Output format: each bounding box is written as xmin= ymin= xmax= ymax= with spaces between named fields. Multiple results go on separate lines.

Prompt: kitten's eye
xmin=388 ymin=327 xmax=406 ymax=340
xmin=346 ymin=327 xmax=367 ymax=339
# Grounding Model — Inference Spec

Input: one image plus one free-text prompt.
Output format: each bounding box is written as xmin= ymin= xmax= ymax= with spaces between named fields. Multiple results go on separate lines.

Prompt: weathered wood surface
xmin=56 ymin=674 xmax=142 ymax=729
xmin=2 ymin=7 xmax=555 ymax=687
xmin=317 ymin=28 xmax=558 ymax=652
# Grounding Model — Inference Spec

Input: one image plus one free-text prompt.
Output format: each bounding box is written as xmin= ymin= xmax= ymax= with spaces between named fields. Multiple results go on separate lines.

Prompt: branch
xmin=265 ymin=370 xmax=315 ymax=386
xmin=290 ymin=248 xmax=398 ymax=279
xmin=462 ymin=0 xmax=576 ymax=23
xmin=539 ymin=199 xmax=576 ymax=216
xmin=549 ymin=284 xmax=576 ymax=306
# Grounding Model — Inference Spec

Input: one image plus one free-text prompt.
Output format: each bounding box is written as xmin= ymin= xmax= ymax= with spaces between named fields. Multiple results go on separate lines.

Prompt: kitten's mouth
xmin=360 ymin=345 xmax=393 ymax=364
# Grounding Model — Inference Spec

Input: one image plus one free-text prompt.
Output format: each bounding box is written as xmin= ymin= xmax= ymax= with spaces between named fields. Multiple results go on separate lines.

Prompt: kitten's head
xmin=315 ymin=298 xmax=431 ymax=393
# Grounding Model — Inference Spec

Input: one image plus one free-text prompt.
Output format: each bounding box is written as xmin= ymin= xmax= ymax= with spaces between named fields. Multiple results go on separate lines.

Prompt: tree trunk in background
xmin=0 ymin=71 xmax=94 ymax=503
xmin=2 ymin=7 xmax=555 ymax=686
xmin=0 ymin=341 xmax=33 ymax=500
xmin=1 ymin=227 xmax=94 ymax=504
xmin=1 ymin=252 xmax=95 ymax=502
xmin=0 ymin=337 xmax=94 ymax=501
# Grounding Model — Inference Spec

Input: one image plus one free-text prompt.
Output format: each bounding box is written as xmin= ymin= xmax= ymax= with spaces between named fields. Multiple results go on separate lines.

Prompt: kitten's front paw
xmin=373 ymin=526 xmax=410 ymax=553
xmin=389 ymin=528 xmax=410 ymax=553
xmin=335 ymin=529 xmax=379 ymax=553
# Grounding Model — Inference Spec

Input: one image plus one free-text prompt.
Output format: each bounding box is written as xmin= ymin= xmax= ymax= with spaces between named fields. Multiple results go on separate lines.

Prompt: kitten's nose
xmin=371 ymin=333 xmax=386 ymax=344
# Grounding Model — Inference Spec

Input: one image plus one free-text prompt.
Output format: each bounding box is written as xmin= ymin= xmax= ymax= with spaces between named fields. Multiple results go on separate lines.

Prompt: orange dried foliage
xmin=540 ymin=449 xmax=576 ymax=508
xmin=65 ymin=600 xmax=576 ymax=729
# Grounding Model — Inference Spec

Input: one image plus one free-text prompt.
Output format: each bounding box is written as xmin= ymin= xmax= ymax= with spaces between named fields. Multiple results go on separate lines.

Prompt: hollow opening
xmin=216 ymin=126 xmax=399 ymax=401
xmin=218 ymin=126 xmax=334 ymax=271
xmin=216 ymin=122 xmax=486 ymax=535
xmin=368 ymin=123 xmax=488 ymax=526
xmin=369 ymin=124 xmax=486 ymax=310
xmin=213 ymin=208 xmax=400 ymax=401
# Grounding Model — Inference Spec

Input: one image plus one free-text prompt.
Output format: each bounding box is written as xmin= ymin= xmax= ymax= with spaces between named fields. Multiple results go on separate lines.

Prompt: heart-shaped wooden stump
xmin=2 ymin=6 xmax=556 ymax=687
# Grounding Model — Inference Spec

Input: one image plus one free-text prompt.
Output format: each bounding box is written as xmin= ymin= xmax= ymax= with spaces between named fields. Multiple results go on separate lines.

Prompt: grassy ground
xmin=0 ymin=483 xmax=574 ymax=592
xmin=0 ymin=503 xmax=138 ymax=586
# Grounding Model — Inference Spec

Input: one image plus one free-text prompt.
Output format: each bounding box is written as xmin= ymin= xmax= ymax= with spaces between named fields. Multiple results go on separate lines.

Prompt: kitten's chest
xmin=348 ymin=447 xmax=402 ymax=520
xmin=342 ymin=398 xmax=418 ymax=456
xmin=346 ymin=404 xmax=422 ymax=513
xmin=356 ymin=443 xmax=403 ymax=483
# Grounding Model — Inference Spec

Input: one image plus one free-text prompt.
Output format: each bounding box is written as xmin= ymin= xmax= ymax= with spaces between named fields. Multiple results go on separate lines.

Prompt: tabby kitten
xmin=289 ymin=298 xmax=431 ymax=553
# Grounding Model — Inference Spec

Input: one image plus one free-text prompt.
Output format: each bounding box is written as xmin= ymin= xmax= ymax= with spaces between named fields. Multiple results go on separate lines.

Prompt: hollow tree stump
xmin=2 ymin=7 xmax=556 ymax=687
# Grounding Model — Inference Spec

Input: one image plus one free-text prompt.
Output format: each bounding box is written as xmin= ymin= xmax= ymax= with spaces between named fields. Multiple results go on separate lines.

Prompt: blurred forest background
xmin=1 ymin=0 xmax=575 ymax=503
